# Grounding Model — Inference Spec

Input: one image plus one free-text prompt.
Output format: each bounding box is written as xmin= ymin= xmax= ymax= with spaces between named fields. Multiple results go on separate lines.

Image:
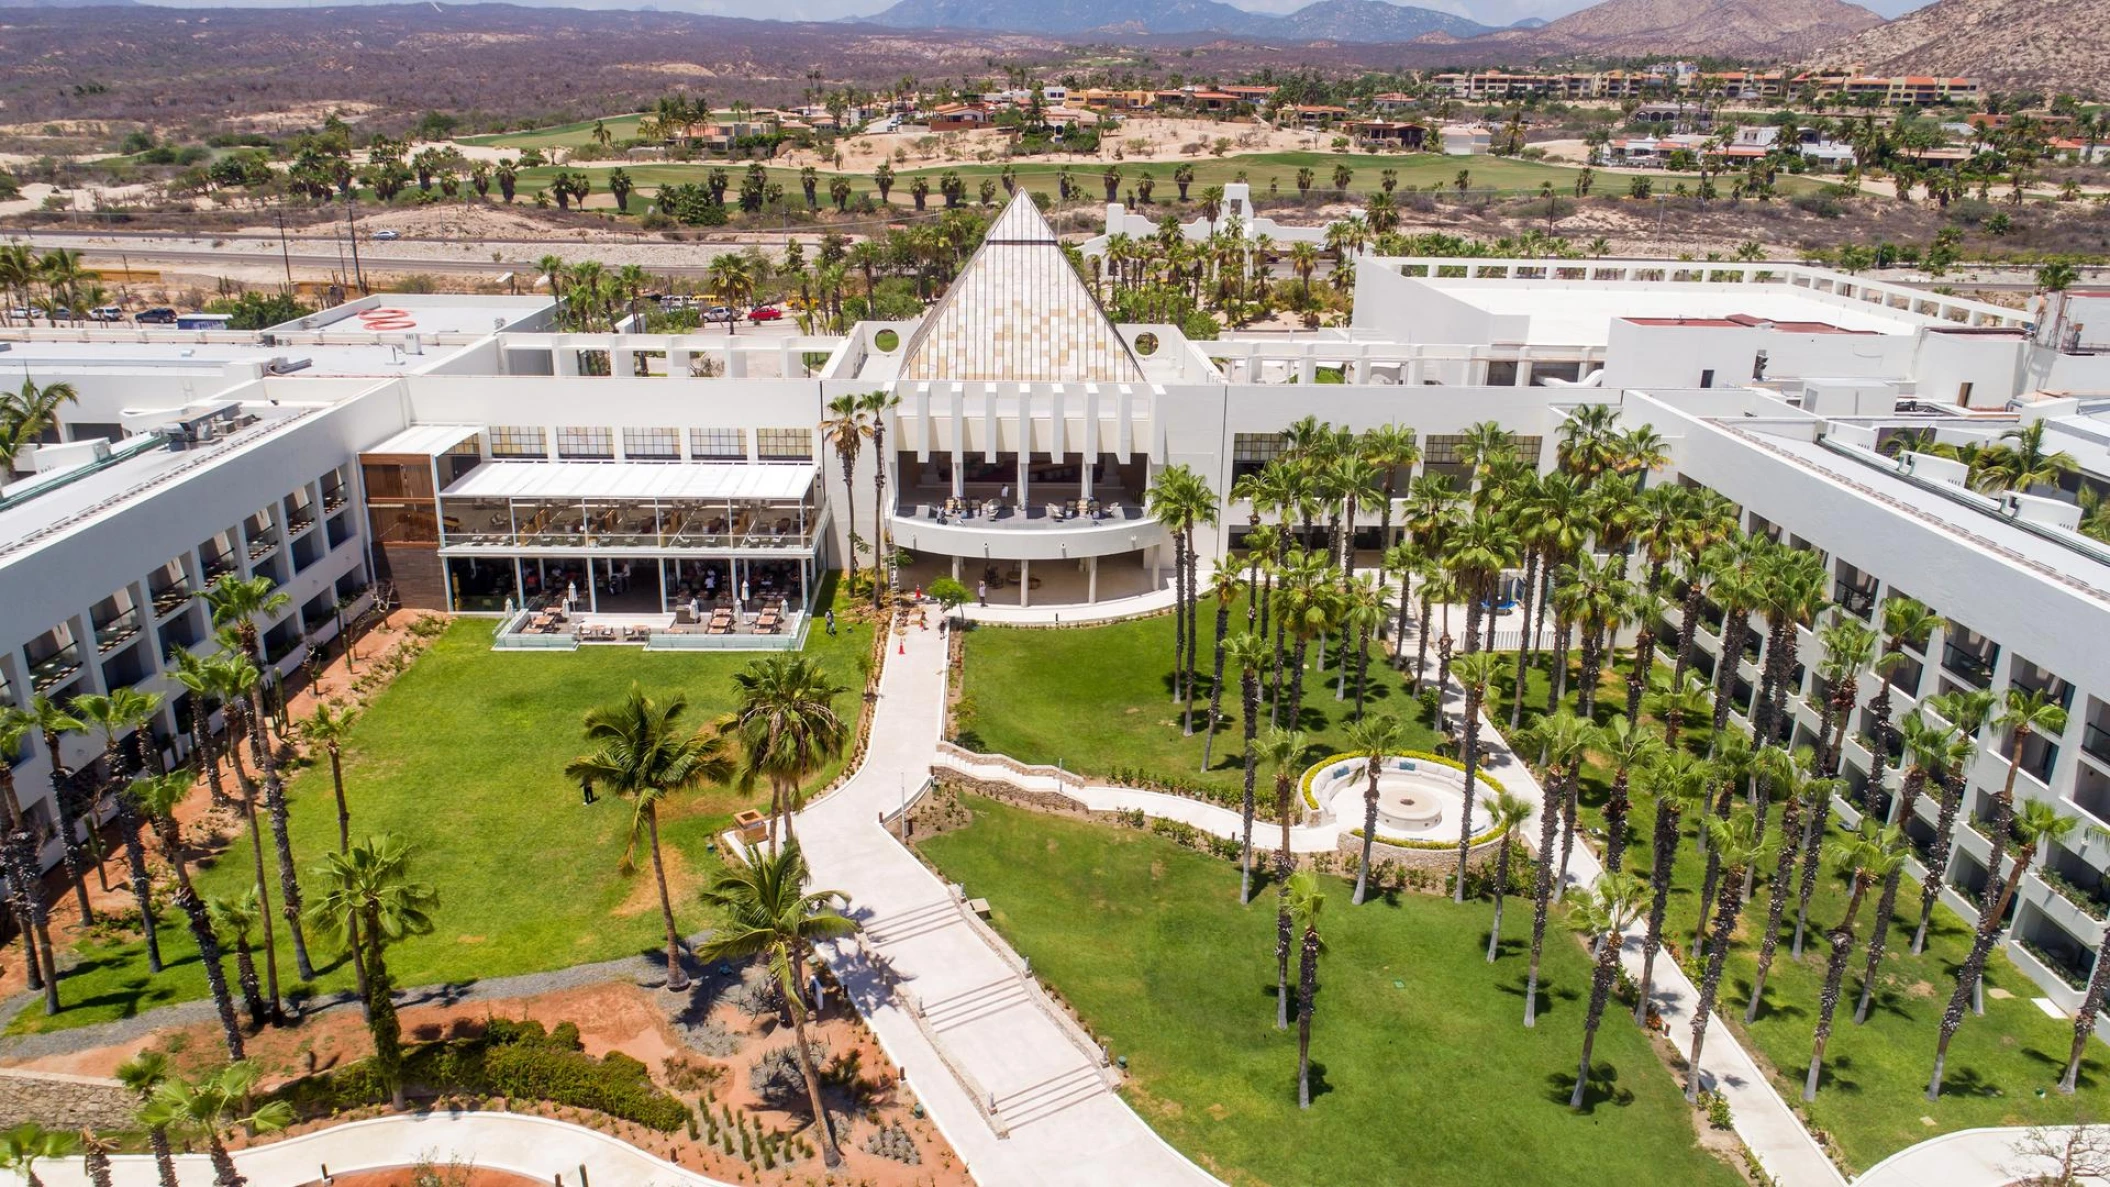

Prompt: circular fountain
xmin=1302 ymin=755 xmax=1494 ymax=842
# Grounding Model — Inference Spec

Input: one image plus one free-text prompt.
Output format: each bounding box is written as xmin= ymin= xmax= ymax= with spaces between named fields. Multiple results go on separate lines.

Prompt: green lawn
xmin=917 ymin=794 xmax=1745 ymax=1187
xmin=955 ymin=605 xmax=1439 ymax=803
xmin=459 ymin=114 xmax=647 ymax=151
xmin=15 ymin=597 xmax=872 ymax=1034
xmin=1490 ymin=652 xmax=2110 ymax=1173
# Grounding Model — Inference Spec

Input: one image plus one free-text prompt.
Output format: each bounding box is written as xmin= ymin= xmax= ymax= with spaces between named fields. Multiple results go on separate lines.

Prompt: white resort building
xmin=6 ymin=194 xmax=2110 ymax=1008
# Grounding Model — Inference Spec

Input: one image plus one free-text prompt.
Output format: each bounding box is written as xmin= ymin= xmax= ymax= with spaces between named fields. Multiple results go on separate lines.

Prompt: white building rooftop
xmin=1416 ymin=279 xmax=1928 ymax=346
xmin=271 ymin=293 xmax=555 ymax=336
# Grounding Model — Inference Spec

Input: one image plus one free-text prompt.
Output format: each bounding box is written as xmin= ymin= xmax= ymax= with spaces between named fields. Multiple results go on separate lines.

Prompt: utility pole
xmin=344 ymin=195 xmax=366 ymax=295
xmin=275 ymin=210 xmax=295 ymax=294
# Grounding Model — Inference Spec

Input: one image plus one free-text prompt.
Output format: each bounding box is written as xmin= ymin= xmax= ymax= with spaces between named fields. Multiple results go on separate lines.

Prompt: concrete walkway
xmin=1853 ymin=1124 xmax=2110 ymax=1187
xmin=15 ymin=1110 xmax=737 ymax=1186
xmin=791 ymin=622 xmax=1217 ymax=1186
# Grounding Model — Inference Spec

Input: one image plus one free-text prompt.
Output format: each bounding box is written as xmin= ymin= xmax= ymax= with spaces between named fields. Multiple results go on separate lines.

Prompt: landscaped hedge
xmin=275 ymin=1018 xmax=690 ymax=1132
xmin=1301 ymin=750 xmax=1507 ymax=811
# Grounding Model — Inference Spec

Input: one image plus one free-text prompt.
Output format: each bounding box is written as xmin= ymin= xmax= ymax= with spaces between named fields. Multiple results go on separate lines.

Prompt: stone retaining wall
xmin=0 ymin=1067 xmax=134 ymax=1130
xmin=1337 ymin=832 xmax=1502 ymax=873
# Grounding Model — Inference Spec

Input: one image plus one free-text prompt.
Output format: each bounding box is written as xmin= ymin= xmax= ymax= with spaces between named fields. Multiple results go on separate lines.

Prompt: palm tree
xmin=1634 ymin=750 xmax=1708 ymax=1027
xmin=699 ymin=841 xmax=861 ymax=1167
xmin=1970 ymin=419 xmax=2077 ymax=494
xmin=858 ymin=389 xmax=904 ymax=608
xmin=1450 ymin=652 xmax=1502 ymax=904
xmin=74 ymin=688 xmax=165 ymax=972
xmin=1201 ymin=568 xmax=1242 ymax=772
xmin=1225 ymin=632 xmax=1270 ymax=904
xmin=138 ymin=1062 xmax=293 ymax=1187
xmin=115 ymin=1052 xmax=179 ymax=1187
xmin=1522 ymin=709 xmax=1588 ymax=1027
xmin=27 ymin=694 xmax=93 ymax=923
xmin=1482 ymin=791 xmax=1534 ymax=963
xmin=0 ymin=378 xmax=79 ymax=477
xmin=0 ymin=1123 xmax=78 ymax=1187
xmin=729 ymin=656 xmax=849 ymax=846
xmin=202 ymin=577 xmax=315 ymax=981
xmin=1930 ymin=798 xmax=2077 ymax=1100
xmin=1568 ymin=871 xmax=1646 ymax=1108
xmin=1909 ymin=690 xmax=1992 ymax=954
xmin=2060 ymin=823 xmax=2110 ymax=1093
xmin=207 ymin=650 xmax=283 ymax=1019
xmin=564 ymin=684 xmax=733 ymax=992
xmin=170 ymin=649 xmax=232 ymax=809
xmin=299 ymin=703 xmax=357 ymax=852
xmin=304 ymin=835 xmax=438 ymax=1112
xmin=1745 ymin=758 xmax=1824 ymax=1024
xmin=1854 ymin=714 xmax=1952 ymax=1024
xmin=1865 ymin=596 xmax=1939 ymax=786
xmin=1346 ymin=714 xmax=1405 ymax=906
xmin=1260 ymin=727 xmax=1308 ymax=1029
xmin=1805 ymin=822 xmax=1905 ymax=1101
xmin=819 ymin=394 xmax=869 ymax=588
xmin=1792 ymin=616 xmax=1877 ymax=957
xmin=0 ymin=708 xmax=59 ymax=1015
xmin=1289 ymin=868 xmax=1327 ymax=1110
xmin=1686 ymin=807 xmax=1763 ymax=1102
xmin=706 ymin=253 xmax=757 ymax=332
xmin=1591 ymin=718 xmax=1662 ymax=874
xmin=207 ymin=889 xmax=270 ymax=1031
xmin=132 ymin=772 xmax=246 ymax=1059
xmin=1148 ymin=464 xmax=1219 ymax=734
xmin=1275 ymin=550 xmax=1336 ymax=730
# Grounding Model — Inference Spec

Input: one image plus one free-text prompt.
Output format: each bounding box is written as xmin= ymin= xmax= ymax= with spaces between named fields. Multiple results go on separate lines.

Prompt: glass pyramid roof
xmin=897 ymin=193 xmax=1145 ymax=384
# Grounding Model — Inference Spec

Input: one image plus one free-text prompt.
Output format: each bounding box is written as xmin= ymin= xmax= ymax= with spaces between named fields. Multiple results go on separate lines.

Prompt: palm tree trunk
xmin=1393 ymin=572 xmax=1413 ymax=672
xmin=1603 ymin=769 xmax=1634 ymax=873
xmin=116 ymin=798 xmax=162 ymax=973
xmin=1805 ymin=885 xmax=1869 ymax=1100
xmin=2059 ymin=921 xmax=2110 ymax=1093
xmin=206 ymin=1135 xmax=241 ymax=1187
xmin=1239 ymin=674 xmax=1259 ymax=904
xmin=328 ymin=746 xmax=350 ymax=852
xmin=1544 ymin=611 xmax=1570 ymax=715
xmin=240 ymin=792 xmax=282 ymax=1026
xmin=1354 ymin=764 xmax=1379 ymax=905
xmin=1287 ymin=634 xmax=1311 ymax=732
xmin=1929 ymin=847 xmax=2032 ymax=1101
xmin=250 ymin=689 xmax=314 ymax=981
xmin=790 ymin=996 xmax=844 ymax=1165
xmin=1525 ymin=766 xmax=1564 ymax=1027
xmin=645 ymin=807 xmax=689 ymax=992
xmin=1626 ymin=623 xmax=1655 ymax=726
xmin=168 ymin=848 xmax=245 ymax=1060
xmin=1201 ymin=600 xmax=1231 ymax=771
xmin=1913 ymin=768 xmax=1968 ymax=954
xmin=1745 ymin=791 xmax=1806 ymax=1023
xmin=192 ymin=697 xmax=230 ymax=809
xmin=1670 ymin=574 xmax=1704 ymax=693
xmin=233 ymin=935 xmax=265 ymax=1029
xmin=1633 ymin=800 xmax=1680 ymax=1027
xmin=364 ymin=913 xmax=406 ymax=1111
xmin=1853 ymin=862 xmax=1906 ymax=1025
xmin=1789 ymin=766 xmax=1838 ymax=959
xmin=872 ymin=425 xmax=891 ymax=610
xmin=45 ymin=759 xmax=95 ymax=925
xmin=1171 ymin=532 xmax=1189 ymax=709
xmin=1686 ymin=869 xmax=1748 ymax=1102
xmin=837 ymin=452 xmax=859 ymax=589
xmin=1486 ymin=836 xmax=1514 ymax=962
xmin=1413 ymin=594 xmax=1433 ymax=694
xmin=1452 ymin=684 xmax=1485 ymax=904
xmin=147 ymin=1128 xmax=177 ymax=1187
xmin=1510 ymin=551 xmax=1540 ymax=728
xmin=1571 ymin=927 xmax=1621 ymax=1108
xmin=1296 ymin=926 xmax=1319 ymax=1109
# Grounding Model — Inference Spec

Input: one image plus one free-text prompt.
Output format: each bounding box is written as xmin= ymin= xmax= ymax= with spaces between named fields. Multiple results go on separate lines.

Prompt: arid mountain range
xmin=1487 ymin=0 xmax=1884 ymax=57
xmin=1810 ymin=0 xmax=2108 ymax=94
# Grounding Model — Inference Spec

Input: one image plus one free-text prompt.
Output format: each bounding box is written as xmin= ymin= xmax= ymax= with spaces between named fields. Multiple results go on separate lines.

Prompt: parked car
xmin=89 ymin=305 xmax=125 ymax=322
xmin=701 ymin=306 xmax=737 ymax=323
xmin=135 ymin=307 xmax=179 ymax=324
xmin=747 ymin=306 xmax=784 ymax=323
xmin=371 ymin=229 xmax=402 ymax=241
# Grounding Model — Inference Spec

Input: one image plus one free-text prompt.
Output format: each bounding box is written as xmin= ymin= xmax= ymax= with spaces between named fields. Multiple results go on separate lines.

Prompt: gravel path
xmin=0 ymin=932 xmax=716 ymax=1065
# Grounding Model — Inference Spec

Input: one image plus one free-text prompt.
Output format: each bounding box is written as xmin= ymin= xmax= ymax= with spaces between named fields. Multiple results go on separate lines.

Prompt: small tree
xmin=928 ymin=576 xmax=971 ymax=626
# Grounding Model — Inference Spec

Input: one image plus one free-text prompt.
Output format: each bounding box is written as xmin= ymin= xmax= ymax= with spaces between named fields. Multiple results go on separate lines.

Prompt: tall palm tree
xmin=1911 ymin=689 xmax=1994 ymax=954
xmin=1686 ymin=807 xmax=1763 ymax=1102
xmin=2060 ymin=823 xmax=2110 ymax=1093
xmin=131 ymin=772 xmax=245 ymax=1059
xmin=1568 ymin=871 xmax=1646 ymax=1108
xmin=1805 ymin=822 xmax=1905 ymax=1101
xmin=73 ymin=689 xmax=164 ymax=972
xmin=138 ymin=1062 xmax=293 ymax=1187
xmin=1260 ymin=727 xmax=1308 ymax=1029
xmin=304 ymin=835 xmax=438 ymax=1112
xmin=1748 ymin=547 xmax=1828 ymax=749
xmin=1339 ymin=578 xmax=1390 ymax=717
xmin=0 ymin=708 xmax=59 ymax=1014
xmin=207 ymin=890 xmax=269 ymax=1031
xmin=565 ymin=684 xmax=733 ymax=992
xmin=26 ymin=695 xmax=93 ymax=923
xmin=1289 ymin=868 xmax=1327 ymax=1110
xmin=1969 ymin=419 xmax=2077 ymax=494
xmin=1148 ymin=465 xmax=1218 ymax=733
xmin=1482 ymin=791 xmax=1533 ymax=963
xmin=729 ymin=656 xmax=849 ymax=845
xmin=1622 ymin=586 xmax=1670 ymax=727
xmin=1929 ymin=799 xmax=2076 ymax=1099
xmin=202 ymin=577 xmax=314 ymax=981
xmin=0 ymin=1123 xmax=79 ymax=1187
xmin=700 ymin=841 xmax=861 ymax=1167
xmin=1451 ymin=652 xmax=1502 ymax=904
xmin=114 ymin=1052 xmax=179 ymax=1187
xmin=858 ymin=389 xmax=904 ymax=608
xmin=1865 ymin=596 xmax=1939 ymax=788
xmin=1746 ymin=757 xmax=1823 ymax=1024
xmin=1274 ymin=549 xmax=1335 ymax=730
xmin=819 ymin=394 xmax=869 ymax=588
xmin=170 ymin=649 xmax=232 ymax=809
xmin=299 ymin=703 xmax=357 ymax=853
xmin=1854 ymin=714 xmax=1953 ymax=1023
xmin=1521 ymin=709 xmax=1588 ymax=1027
xmin=1591 ymin=718 xmax=1662 ymax=874
xmin=1634 ymin=750 xmax=1709 ymax=1027
xmin=1793 ymin=616 xmax=1877 ymax=958
xmin=1224 ymin=632 xmax=1270 ymax=904
xmin=1346 ymin=714 xmax=1405 ymax=906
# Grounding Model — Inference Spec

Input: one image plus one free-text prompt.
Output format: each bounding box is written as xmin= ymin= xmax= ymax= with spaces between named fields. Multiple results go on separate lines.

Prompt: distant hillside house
xmin=1441 ymin=125 xmax=1491 ymax=156
xmin=1371 ymin=92 xmax=1416 ymax=113
xmin=1289 ymin=104 xmax=1349 ymax=125
xmin=1081 ymin=89 xmax=1155 ymax=112
xmin=1220 ymin=85 xmax=1277 ymax=103
xmin=926 ymin=103 xmax=993 ymax=132
xmin=1349 ymin=120 xmax=1426 ymax=149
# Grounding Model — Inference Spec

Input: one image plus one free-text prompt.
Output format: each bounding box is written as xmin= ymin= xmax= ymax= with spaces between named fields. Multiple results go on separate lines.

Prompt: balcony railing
xmin=321 ymin=490 xmax=349 ymax=514
xmin=1942 ymin=642 xmax=1996 ymax=688
xmin=2083 ymin=723 xmax=2110 ymax=768
xmin=1835 ymin=583 xmax=1877 ymax=619
xmin=28 ymin=646 xmax=82 ymax=693
xmin=94 ymin=611 xmax=143 ymax=654
xmin=2038 ymin=868 xmax=2110 ymax=922
xmin=285 ymin=512 xmax=317 ymax=537
xmin=201 ymin=552 xmax=237 ymax=581
xmin=246 ymin=535 xmax=281 ymax=562
xmin=149 ymin=580 xmax=191 ymax=617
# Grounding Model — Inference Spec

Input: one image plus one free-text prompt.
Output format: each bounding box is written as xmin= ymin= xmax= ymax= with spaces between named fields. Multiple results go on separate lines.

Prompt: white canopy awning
xmin=442 ymin=461 xmax=815 ymax=502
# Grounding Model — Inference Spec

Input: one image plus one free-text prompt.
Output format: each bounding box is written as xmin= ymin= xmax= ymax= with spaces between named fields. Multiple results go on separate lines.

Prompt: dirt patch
xmin=612 ymin=847 xmax=698 ymax=919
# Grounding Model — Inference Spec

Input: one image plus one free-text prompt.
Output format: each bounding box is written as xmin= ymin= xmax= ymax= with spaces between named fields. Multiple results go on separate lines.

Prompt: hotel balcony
xmin=890 ymin=492 xmax=1165 ymax=563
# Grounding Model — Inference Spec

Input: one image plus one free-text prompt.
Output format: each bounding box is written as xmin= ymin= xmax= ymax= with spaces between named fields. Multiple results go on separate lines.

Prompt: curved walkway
xmin=1853 ymin=1124 xmax=2110 ymax=1187
xmin=14 ymin=1110 xmax=736 ymax=1186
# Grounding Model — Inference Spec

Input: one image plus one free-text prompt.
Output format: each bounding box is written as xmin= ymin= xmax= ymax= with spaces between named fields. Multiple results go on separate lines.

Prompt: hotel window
xmin=1231 ymin=432 xmax=1286 ymax=481
xmin=756 ymin=428 xmax=813 ymax=462
xmin=556 ymin=426 xmax=615 ymax=460
xmin=488 ymin=425 xmax=546 ymax=458
xmin=689 ymin=427 xmax=747 ymax=461
xmin=622 ymin=427 xmax=681 ymax=460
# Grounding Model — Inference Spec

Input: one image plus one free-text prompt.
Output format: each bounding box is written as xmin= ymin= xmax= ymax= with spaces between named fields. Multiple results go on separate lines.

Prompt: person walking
xmin=824 ymin=609 xmax=836 ymax=636
xmin=977 ymin=580 xmax=988 ymax=606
